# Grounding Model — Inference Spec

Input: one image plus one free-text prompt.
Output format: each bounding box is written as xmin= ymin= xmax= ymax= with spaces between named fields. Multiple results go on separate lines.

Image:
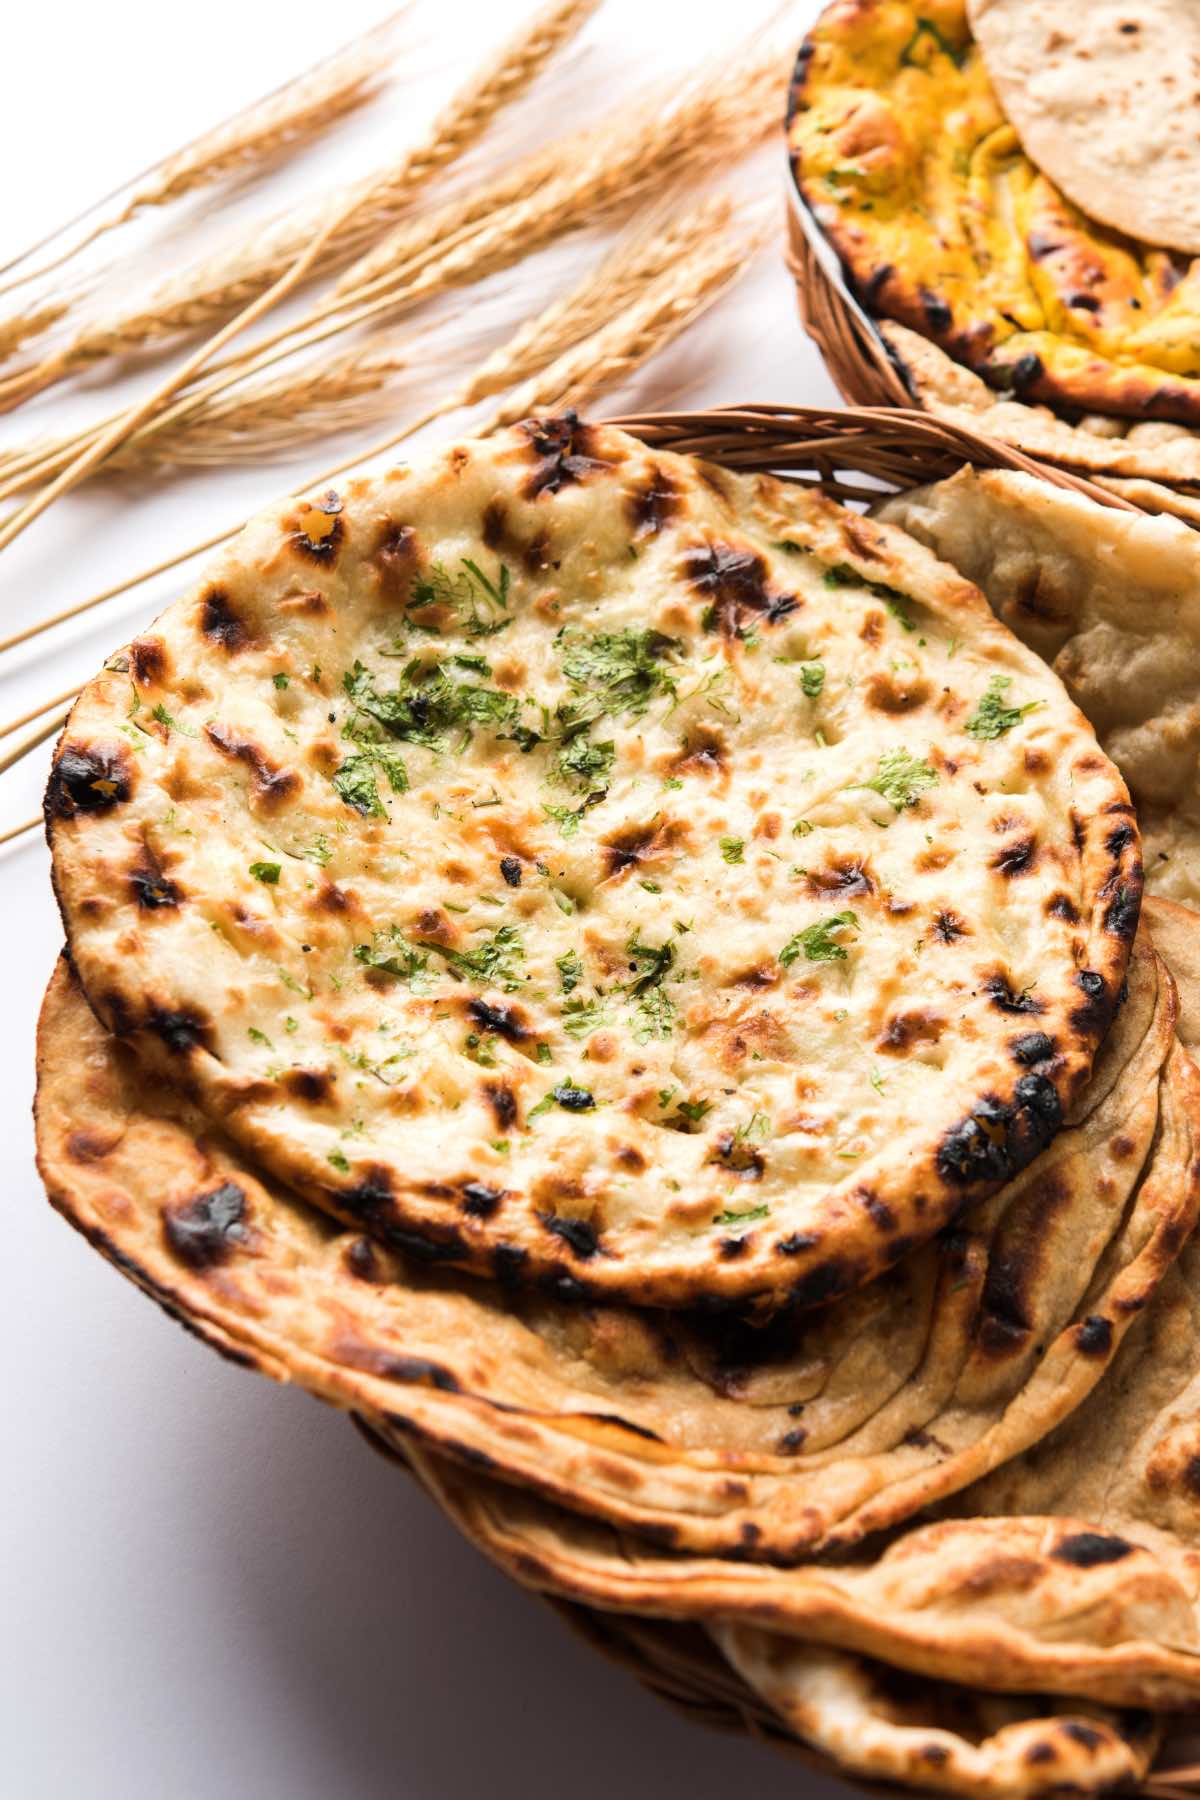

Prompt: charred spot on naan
xmin=46 ymin=743 xmax=133 ymax=819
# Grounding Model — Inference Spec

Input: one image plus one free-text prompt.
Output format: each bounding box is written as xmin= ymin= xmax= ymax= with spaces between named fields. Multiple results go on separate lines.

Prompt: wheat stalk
xmin=134 ymin=45 xmax=789 ymax=407
xmin=0 ymin=193 xmax=734 ymax=497
xmin=0 ymin=10 xmax=409 ymax=296
xmin=0 ymin=190 xmax=772 ymax=667
xmin=0 ymin=160 xmax=387 ymax=558
xmin=486 ymin=216 xmax=768 ymax=427
xmin=0 ymin=0 xmax=596 ymax=411
xmin=103 ymin=336 xmax=412 ymax=472
xmin=0 ymin=14 xmax=406 ymax=381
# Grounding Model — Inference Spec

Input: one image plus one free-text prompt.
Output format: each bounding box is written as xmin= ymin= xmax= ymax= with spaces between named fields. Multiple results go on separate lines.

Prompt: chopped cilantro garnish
xmin=151 ymin=702 xmax=196 ymax=737
xmin=543 ymin=791 xmax=606 ymax=837
xmin=556 ymin=949 xmax=584 ymax=993
xmin=249 ymin=861 xmax=281 ymax=885
xmin=663 ymin=776 xmax=683 ymax=791
xmin=799 ymin=661 xmax=825 ymax=698
xmin=327 ymin=1149 xmax=350 ymax=1174
xmin=332 ymin=746 xmax=409 ymax=818
xmin=674 ymin=1097 xmax=712 ymax=1125
xmin=407 ymin=557 xmax=511 ymax=638
xmin=528 ymin=1079 xmax=596 ymax=1120
xmin=561 ymin=995 xmax=609 ymax=1038
xmin=780 ymin=910 xmax=860 ymax=966
xmin=714 ymin=1203 xmax=769 ymax=1227
xmin=792 ymin=819 xmax=813 ymax=837
xmin=248 ymin=1026 xmax=272 ymax=1047
xmin=870 ymin=1067 xmax=885 ymax=1094
xmin=285 ymin=1017 xmax=299 ymax=1033
xmin=625 ymin=933 xmax=676 ymax=993
xmin=535 ymin=1042 xmax=553 ymax=1064
xmin=720 ymin=836 xmax=745 ymax=864
xmin=823 ymin=562 xmax=917 ymax=630
xmin=342 ymin=658 xmax=535 ymax=754
xmin=272 ymin=673 xmax=289 ymax=690
xmin=965 ymin=676 xmax=1042 ymax=740
xmin=560 ymin=627 xmax=680 ymax=720
xmin=854 ymin=748 xmax=938 ymax=812
xmin=900 ymin=16 xmax=966 ymax=68
xmin=554 ymin=734 xmax=615 ymax=794
xmin=420 ymin=924 xmax=526 ymax=991
xmin=354 ymin=931 xmax=430 ymax=984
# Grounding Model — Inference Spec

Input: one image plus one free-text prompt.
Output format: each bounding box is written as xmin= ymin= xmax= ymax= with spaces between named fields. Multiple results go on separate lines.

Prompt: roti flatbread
xmin=712 ymin=1628 xmax=1161 ymax=1797
xmin=788 ymin=0 xmax=1200 ymax=425
xmin=877 ymin=467 xmax=1200 ymax=905
xmin=969 ymin=0 xmax=1200 ymax=259
xmin=45 ymin=417 xmax=1138 ymax=1309
xmin=33 ymin=917 xmax=1197 ymax=1561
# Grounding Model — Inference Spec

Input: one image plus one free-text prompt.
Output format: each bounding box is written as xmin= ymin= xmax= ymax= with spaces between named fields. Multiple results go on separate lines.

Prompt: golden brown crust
xmin=33 ymin=920 xmax=1198 ymax=1562
xmin=788 ymin=0 xmax=1200 ymax=426
xmin=45 ymin=417 xmax=1139 ymax=1310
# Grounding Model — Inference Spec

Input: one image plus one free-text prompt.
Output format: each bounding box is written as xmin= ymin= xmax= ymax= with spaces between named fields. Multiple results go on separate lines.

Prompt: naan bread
xmin=398 ymin=898 xmax=1200 ymax=1710
xmin=45 ymin=417 xmax=1138 ymax=1309
xmin=33 ymin=922 xmax=1197 ymax=1561
xmin=879 ymin=321 xmax=1200 ymax=502
xmin=969 ymin=0 xmax=1200 ymax=258
xmin=712 ymin=1629 xmax=1161 ymax=1797
xmin=877 ymin=468 xmax=1200 ymax=905
xmin=788 ymin=0 xmax=1200 ymax=424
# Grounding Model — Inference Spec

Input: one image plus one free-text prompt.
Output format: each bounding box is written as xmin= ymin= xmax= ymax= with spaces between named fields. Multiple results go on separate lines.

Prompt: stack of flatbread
xmin=36 ymin=416 xmax=1200 ymax=1796
xmin=787 ymin=0 xmax=1200 ymax=520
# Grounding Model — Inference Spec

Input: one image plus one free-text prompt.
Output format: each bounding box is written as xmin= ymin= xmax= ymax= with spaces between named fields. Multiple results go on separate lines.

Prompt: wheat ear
xmin=486 ymin=217 xmax=769 ymax=428
xmin=0 ymin=193 xmax=734 ymax=498
xmin=0 ymin=9 xmax=408 ymax=297
xmin=0 ymin=0 xmax=596 ymax=410
xmin=145 ymin=45 xmax=789 ymax=405
xmin=0 ymin=166 xmax=385 ymax=556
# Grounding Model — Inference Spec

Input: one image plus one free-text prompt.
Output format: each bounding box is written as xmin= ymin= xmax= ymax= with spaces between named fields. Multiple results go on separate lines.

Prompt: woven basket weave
xmin=784 ymin=184 xmax=1200 ymax=517
xmin=334 ymin=393 xmax=1200 ymax=1793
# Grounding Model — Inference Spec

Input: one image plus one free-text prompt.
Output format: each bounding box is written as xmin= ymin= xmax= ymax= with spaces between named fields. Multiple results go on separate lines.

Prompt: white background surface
xmin=1 ymin=3 xmax=847 ymax=1795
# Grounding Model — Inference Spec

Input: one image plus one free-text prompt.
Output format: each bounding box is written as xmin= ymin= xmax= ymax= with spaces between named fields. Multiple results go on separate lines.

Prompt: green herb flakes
xmin=965 ymin=676 xmax=1042 ymax=740
xmin=780 ymin=910 xmax=860 ymax=967
xmin=249 ymin=861 xmax=281 ymax=885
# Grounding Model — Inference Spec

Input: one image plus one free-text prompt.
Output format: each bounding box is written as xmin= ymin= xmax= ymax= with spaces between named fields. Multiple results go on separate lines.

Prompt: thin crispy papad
xmin=877 ymin=469 xmax=1200 ymax=906
xmin=34 ymin=916 xmax=1197 ymax=1563
xmin=711 ymin=1628 xmax=1161 ymax=1798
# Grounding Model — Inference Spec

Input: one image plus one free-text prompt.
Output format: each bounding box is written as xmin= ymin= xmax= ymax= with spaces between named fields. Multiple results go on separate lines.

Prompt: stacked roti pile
xmin=37 ymin=415 xmax=1200 ymax=1796
xmin=787 ymin=0 xmax=1200 ymax=523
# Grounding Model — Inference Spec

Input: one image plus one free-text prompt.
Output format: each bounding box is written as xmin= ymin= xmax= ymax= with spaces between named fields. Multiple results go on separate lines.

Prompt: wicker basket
xmin=784 ymin=180 xmax=1200 ymax=517
xmin=334 ymin=402 xmax=1200 ymax=1797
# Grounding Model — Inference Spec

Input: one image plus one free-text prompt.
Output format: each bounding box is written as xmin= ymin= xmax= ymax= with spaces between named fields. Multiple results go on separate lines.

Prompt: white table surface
xmin=1 ymin=3 xmax=852 ymax=1794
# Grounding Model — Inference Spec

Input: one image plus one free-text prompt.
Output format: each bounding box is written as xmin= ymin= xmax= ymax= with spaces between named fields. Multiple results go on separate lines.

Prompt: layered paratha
xmin=788 ymin=0 xmax=1200 ymax=424
xmin=45 ymin=418 xmax=1137 ymax=1308
xmin=877 ymin=468 xmax=1200 ymax=905
xmin=712 ymin=1628 xmax=1161 ymax=1797
xmin=34 ymin=920 xmax=1196 ymax=1561
xmin=398 ymin=897 xmax=1200 ymax=1709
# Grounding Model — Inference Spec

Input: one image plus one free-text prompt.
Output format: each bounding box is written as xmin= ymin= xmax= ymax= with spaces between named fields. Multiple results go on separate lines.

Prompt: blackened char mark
xmin=1052 ymin=1531 xmax=1133 ymax=1568
xmin=468 ymin=998 xmax=529 ymax=1045
xmin=542 ymin=1214 xmax=600 ymax=1259
xmin=46 ymin=744 xmax=132 ymax=819
xmin=517 ymin=412 xmax=613 ymax=498
xmin=148 ymin=1004 xmax=211 ymax=1054
xmin=200 ymin=590 xmax=252 ymax=652
xmin=164 ymin=1182 xmax=248 ymax=1269
xmin=681 ymin=537 xmax=798 ymax=638
xmin=936 ymin=1076 xmax=1063 ymax=1188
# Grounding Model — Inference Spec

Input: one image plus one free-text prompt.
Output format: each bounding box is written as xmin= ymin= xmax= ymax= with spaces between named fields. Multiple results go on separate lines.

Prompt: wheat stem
xmin=0 ymin=9 xmax=409 ymax=296
xmin=0 ymin=682 xmax=82 ymax=740
xmin=0 ymin=816 xmax=41 ymax=850
xmin=0 ymin=0 xmax=596 ymax=410
xmin=0 ymin=166 xmax=379 ymax=556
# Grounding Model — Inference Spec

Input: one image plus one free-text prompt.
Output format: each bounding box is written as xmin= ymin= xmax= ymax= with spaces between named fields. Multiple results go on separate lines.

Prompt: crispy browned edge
xmin=785 ymin=13 xmax=1200 ymax=429
xmin=39 ymin=418 xmax=1145 ymax=1312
